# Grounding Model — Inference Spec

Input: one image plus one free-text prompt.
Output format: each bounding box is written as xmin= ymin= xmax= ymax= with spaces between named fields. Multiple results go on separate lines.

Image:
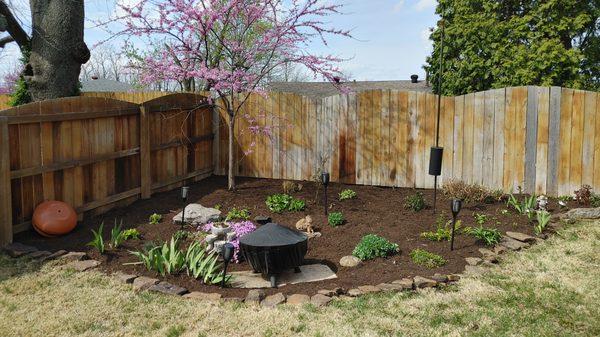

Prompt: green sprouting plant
xmin=87 ymin=222 xmax=105 ymax=254
xmin=464 ymin=226 xmax=502 ymax=246
xmin=121 ymin=228 xmax=140 ymax=241
xmin=404 ymin=191 xmax=425 ymax=211
xmin=225 ymin=207 xmax=250 ymax=221
xmin=473 ymin=213 xmax=488 ymax=225
xmin=557 ymin=195 xmax=574 ymax=202
xmin=507 ymin=194 xmax=536 ymax=215
xmin=352 ymin=234 xmax=400 ymax=261
xmin=327 ymin=212 xmax=345 ymax=227
xmin=266 ymin=193 xmax=305 ymax=213
xmin=184 ymin=241 xmax=229 ymax=285
xmin=108 ymin=220 xmax=125 ymax=250
xmin=409 ymin=249 xmax=447 ymax=268
xmin=213 ymin=204 xmax=222 ymax=210
xmin=149 ymin=213 xmax=162 ymax=225
xmin=130 ymin=237 xmax=185 ymax=276
xmin=339 ymin=189 xmax=357 ymax=201
xmin=173 ymin=230 xmax=190 ymax=241
xmin=535 ymin=210 xmax=551 ymax=235
xmin=421 ymin=219 xmax=462 ymax=242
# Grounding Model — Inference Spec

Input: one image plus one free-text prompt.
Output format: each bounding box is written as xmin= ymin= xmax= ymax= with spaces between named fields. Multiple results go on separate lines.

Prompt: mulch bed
xmin=16 ymin=176 xmax=546 ymax=298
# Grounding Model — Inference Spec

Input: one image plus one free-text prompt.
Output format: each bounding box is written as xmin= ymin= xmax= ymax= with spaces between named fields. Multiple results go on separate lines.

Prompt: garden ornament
xmin=536 ymin=195 xmax=548 ymax=211
xmin=295 ymin=215 xmax=314 ymax=234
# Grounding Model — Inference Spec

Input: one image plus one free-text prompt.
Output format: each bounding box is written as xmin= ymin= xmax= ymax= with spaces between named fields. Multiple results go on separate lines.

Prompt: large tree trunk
xmin=26 ymin=0 xmax=89 ymax=101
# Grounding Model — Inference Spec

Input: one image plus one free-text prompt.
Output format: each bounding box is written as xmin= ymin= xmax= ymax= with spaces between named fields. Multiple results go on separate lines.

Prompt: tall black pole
xmin=432 ymin=16 xmax=445 ymax=214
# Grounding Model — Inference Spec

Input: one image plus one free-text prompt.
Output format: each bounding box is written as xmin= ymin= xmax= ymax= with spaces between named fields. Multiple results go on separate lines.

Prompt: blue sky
xmin=0 ymin=0 xmax=438 ymax=84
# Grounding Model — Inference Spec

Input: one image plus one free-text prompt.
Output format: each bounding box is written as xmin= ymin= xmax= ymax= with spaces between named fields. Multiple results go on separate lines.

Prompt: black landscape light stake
xmin=321 ymin=172 xmax=330 ymax=215
xmin=180 ymin=186 xmax=190 ymax=230
xmin=450 ymin=198 xmax=462 ymax=251
xmin=221 ymin=242 xmax=234 ymax=288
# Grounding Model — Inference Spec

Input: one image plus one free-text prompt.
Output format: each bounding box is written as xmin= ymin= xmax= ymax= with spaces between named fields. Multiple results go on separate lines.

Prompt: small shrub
xmin=534 ymin=210 xmax=550 ymax=234
xmin=173 ymin=230 xmax=190 ymax=241
xmin=352 ymin=234 xmax=399 ymax=261
xmin=464 ymin=226 xmax=502 ymax=246
xmin=121 ymin=228 xmax=140 ymax=240
xmin=574 ymin=184 xmax=593 ymax=205
xmin=441 ymin=179 xmax=494 ymax=203
xmin=409 ymin=249 xmax=447 ymax=268
xmin=225 ymin=207 xmax=250 ymax=221
xmin=87 ymin=223 xmax=105 ymax=254
xmin=328 ymin=212 xmax=345 ymax=227
xmin=404 ymin=191 xmax=425 ymax=211
xmin=591 ymin=195 xmax=600 ymax=207
xmin=339 ymin=189 xmax=357 ymax=201
xmin=149 ymin=213 xmax=162 ymax=225
xmin=266 ymin=193 xmax=305 ymax=213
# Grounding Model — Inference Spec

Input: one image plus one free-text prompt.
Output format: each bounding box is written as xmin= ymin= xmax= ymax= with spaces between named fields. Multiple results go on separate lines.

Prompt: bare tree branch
xmin=0 ymin=0 xmax=30 ymax=50
xmin=0 ymin=34 xmax=14 ymax=48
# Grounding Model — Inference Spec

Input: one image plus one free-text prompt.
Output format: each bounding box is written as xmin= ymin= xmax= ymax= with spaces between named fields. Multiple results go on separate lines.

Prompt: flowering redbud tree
xmin=114 ymin=0 xmax=351 ymax=190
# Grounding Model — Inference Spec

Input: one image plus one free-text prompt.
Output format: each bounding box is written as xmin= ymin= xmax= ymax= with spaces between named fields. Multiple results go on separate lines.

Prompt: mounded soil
xmin=16 ymin=176 xmax=545 ymax=298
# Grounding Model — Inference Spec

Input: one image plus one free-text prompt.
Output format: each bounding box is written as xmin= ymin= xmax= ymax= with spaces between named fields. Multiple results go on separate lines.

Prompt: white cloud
xmin=414 ymin=0 xmax=436 ymax=11
xmin=392 ymin=0 xmax=405 ymax=13
xmin=420 ymin=28 xmax=433 ymax=53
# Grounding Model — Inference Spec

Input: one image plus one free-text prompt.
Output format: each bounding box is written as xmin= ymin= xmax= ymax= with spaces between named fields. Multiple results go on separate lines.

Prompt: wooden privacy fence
xmin=0 ymin=93 xmax=213 ymax=245
xmin=216 ymin=86 xmax=600 ymax=198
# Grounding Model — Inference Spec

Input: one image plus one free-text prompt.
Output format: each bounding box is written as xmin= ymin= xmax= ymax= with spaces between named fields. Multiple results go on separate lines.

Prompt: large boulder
xmin=173 ymin=204 xmax=221 ymax=225
xmin=565 ymin=207 xmax=600 ymax=220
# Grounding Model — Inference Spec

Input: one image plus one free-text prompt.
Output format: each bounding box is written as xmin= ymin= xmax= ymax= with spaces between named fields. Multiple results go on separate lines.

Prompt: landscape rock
xmin=261 ymin=293 xmax=286 ymax=307
xmin=493 ymin=245 xmax=508 ymax=255
xmin=413 ymin=276 xmax=437 ymax=289
xmin=500 ymin=237 xmax=530 ymax=251
xmin=287 ymin=294 xmax=311 ymax=305
xmin=183 ymin=292 xmax=222 ymax=301
xmin=254 ymin=216 xmax=271 ymax=225
xmin=311 ymin=294 xmax=332 ymax=306
xmin=447 ymin=274 xmax=461 ymax=282
xmin=68 ymin=259 xmax=100 ymax=272
xmin=392 ymin=278 xmax=414 ymax=290
xmin=431 ymin=274 xmax=449 ymax=283
xmin=132 ymin=276 xmax=159 ymax=290
xmin=358 ymin=285 xmax=381 ymax=294
xmin=339 ymin=255 xmax=361 ymax=267
xmin=42 ymin=249 xmax=68 ymax=261
xmin=245 ymin=289 xmax=266 ymax=304
xmin=148 ymin=282 xmax=188 ymax=296
xmin=113 ymin=272 xmax=137 ymax=284
xmin=376 ymin=283 xmax=406 ymax=291
xmin=347 ymin=288 xmax=362 ymax=297
xmin=28 ymin=250 xmax=51 ymax=259
xmin=2 ymin=242 xmax=38 ymax=257
xmin=59 ymin=251 xmax=87 ymax=261
xmin=317 ymin=289 xmax=336 ymax=297
xmin=464 ymin=265 xmax=485 ymax=275
xmin=173 ymin=204 xmax=221 ymax=225
xmin=505 ymin=231 xmax=536 ymax=243
xmin=565 ymin=207 xmax=600 ymax=220
xmin=478 ymin=248 xmax=499 ymax=263
xmin=465 ymin=257 xmax=483 ymax=266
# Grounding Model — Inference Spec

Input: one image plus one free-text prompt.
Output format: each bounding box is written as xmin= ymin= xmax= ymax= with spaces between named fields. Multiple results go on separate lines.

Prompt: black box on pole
xmin=429 ymin=147 xmax=444 ymax=176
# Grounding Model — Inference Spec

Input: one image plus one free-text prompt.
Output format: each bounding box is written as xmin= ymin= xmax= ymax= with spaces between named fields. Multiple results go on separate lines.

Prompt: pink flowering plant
xmin=200 ymin=220 xmax=257 ymax=263
xmin=107 ymin=0 xmax=352 ymax=190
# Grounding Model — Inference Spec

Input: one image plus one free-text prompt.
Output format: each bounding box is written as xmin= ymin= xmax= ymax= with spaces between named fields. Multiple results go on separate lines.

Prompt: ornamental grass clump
xmin=352 ymin=234 xmax=400 ymax=261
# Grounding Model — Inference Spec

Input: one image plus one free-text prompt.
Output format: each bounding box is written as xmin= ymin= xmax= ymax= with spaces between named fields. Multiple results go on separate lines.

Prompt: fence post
xmin=139 ymin=105 xmax=152 ymax=199
xmin=0 ymin=116 xmax=13 ymax=246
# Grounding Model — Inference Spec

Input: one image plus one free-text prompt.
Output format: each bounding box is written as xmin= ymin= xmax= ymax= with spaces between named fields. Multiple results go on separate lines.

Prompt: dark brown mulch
xmin=16 ymin=176 xmax=548 ymax=298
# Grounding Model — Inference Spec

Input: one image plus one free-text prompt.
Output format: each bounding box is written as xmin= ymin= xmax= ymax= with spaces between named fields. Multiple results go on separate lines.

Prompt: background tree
xmin=114 ymin=0 xmax=351 ymax=190
xmin=425 ymin=0 xmax=600 ymax=95
xmin=0 ymin=0 xmax=90 ymax=102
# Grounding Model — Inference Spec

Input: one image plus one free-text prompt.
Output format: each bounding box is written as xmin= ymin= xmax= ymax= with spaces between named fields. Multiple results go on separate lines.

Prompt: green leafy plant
xmin=327 ymin=212 xmax=345 ymax=227
xmin=464 ymin=226 xmax=502 ymax=246
xmin=184 ymin=241 xmax=230 ymax=285
xmin=130 ymin=237 xmax=185 ymax=276
xmin=557 ymin=195 xmax=574 ymax=202
xmin=507 ymin=194 xmax=536 ymax=215
xmin=149 ymin=213 xmax=162 ymax=225
xmin=352 ymin=234 xmax=400 ymax=261
xmin=87 ymin=222 xmax=105 ymax=254
xmin=473 ymin=213 xmax=488 ymax=225
xmin=121 ymin=228 xmax=140 ymax=240
xmin=109 ymin=220 xmax=125 ymax=250
xmin=409 ymin=249 xmax=447 ymax=268
xmin=535 ymin=210 xmax=551 ymax=235
xmin=404 ymin=191 xmax=425 ymax=211
xmin=266 ymin=193 xmax=305 ymax=213
xmin=173 ymin=230 xmax=190 ymax=241
xmin=591 ymin=195 xmax=600 ymax=207
xmin=339 ymin=189 xmax=357 ymax=201
xmin=421 ymin=216 xmax=462 ymax=242
xmin=225 ymin=207 xmax=250 ymax=221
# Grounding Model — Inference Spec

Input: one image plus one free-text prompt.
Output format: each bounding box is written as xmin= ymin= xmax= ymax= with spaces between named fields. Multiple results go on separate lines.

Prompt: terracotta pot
xmin=32 ymin=201 xmax=77 ymax=236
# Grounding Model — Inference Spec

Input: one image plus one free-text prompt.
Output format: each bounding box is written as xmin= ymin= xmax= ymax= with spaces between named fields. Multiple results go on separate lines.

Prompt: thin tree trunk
xmin=227 ymin=110 xmax=236 ymax=190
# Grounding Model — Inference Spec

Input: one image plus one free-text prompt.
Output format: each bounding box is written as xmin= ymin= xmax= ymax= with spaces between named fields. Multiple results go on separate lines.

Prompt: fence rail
xmin=0 ymin=93 xmax=213 ymax=245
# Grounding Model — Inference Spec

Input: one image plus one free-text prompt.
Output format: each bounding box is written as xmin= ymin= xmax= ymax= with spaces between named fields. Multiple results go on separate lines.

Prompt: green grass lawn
xmin=1 ymin=220 xmax=600 ymax=337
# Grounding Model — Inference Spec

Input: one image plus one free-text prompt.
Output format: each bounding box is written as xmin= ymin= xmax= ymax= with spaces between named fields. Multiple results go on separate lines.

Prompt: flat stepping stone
xmin=113 ymin=272 xmax=137 ymax=284
xmin=347 ymin=288 xmax=362 ymax=297
xmin=28 ymin=251 xmax=52 ymax=259
xmin=358 ymin=285 xmax=381 ymax=294
xmin=465 ymin=257 xmax=483 ymax=266
xmin=392 ymin=278 xmax=414 ymax=290
xmin=148 ymin=282 xmax=188 ymax=296
xmin=68 ymin=260 xmax=101 ymax=272
xmin=261 ymin=293 xmax=286 ymax=307
xmin=464 ymin=265 xmax=485 ymax=275
xmin=505 ymin=231 xmax=536 ymax=243
xmin=431 ymin=274 xmax=449 ymax=283
xmin=287 ymin=294 xmax=311 ymax=305
xmin=376 ymin=283 xmax=407 ymax=291
xmin=500 ymin=237 xmax=530 ymax=251
xmin=493 ymin=245 xmax=508 ymax=255
xmin=132 ymin=276 xmax=159 ymax=290
xmin=3 ymin=242 xmax=38 ymax=257
xmin=413 ymin=276 xmax=437 ymax=289
xmin=311 ymin=294 xmax=332 ymax=306
xmin=183 ymin=292 xmax=222 ymax=301
xmin=59 ymin=252 xmax=87 ymax=261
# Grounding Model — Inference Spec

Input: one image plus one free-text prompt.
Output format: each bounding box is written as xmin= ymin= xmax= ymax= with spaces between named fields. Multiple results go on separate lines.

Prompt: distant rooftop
xmin=81 ymin=79 xmax=136 ymax=92
xmin=268 ymin=80 xmax=431 ymax=99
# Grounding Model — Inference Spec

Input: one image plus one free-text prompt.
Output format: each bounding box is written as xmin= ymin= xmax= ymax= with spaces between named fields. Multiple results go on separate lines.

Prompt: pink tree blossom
xmin=0 ymin=67 xmax=21 ymax=95
xmin=112 ymin=0 xmax=352 ymax=190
